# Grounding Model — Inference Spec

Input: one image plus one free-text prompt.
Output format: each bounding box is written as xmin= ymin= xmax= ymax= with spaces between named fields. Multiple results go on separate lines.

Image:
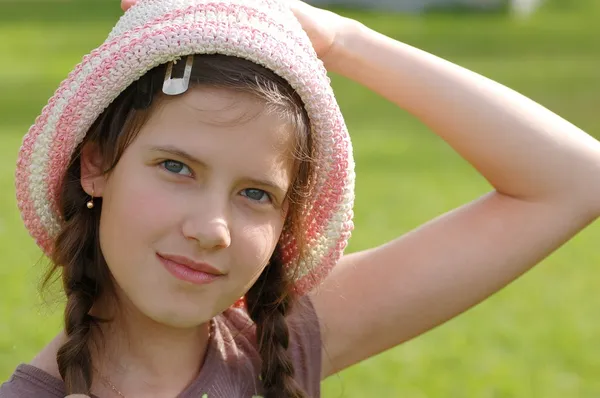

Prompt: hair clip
xmin=162 ymin=55 xmax=194 ymax=95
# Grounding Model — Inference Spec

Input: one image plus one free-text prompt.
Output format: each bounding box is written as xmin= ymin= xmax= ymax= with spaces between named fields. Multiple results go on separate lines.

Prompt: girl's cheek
xmin=107 ymin=168 xmax=181 ymax=233
xmin=240 ymin=223 xmax=281 ymax=264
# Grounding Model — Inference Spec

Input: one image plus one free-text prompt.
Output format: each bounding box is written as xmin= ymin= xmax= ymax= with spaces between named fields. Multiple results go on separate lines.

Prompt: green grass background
xmin=1 ymin=1 xmax=599 ymax=396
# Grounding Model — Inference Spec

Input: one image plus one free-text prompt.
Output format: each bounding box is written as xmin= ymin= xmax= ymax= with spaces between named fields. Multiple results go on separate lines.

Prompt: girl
xmin=2 ymin=0 xmax=600 ymax=397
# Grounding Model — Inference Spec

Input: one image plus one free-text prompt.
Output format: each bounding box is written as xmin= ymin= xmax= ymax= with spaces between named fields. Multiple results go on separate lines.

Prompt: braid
xmin=57 ymin=279 xmax=97 ymax=394
xmin=40 ymin=72 xmax=142 ymax=395
xmin=246 ymin=250 xmax=307 ymax=398
xmin=46 ymin=155 xmax=112 ymax=395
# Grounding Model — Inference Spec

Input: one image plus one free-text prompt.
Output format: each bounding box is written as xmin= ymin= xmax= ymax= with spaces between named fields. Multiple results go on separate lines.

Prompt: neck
xmin=89 ymin=296 xmax=212 ymax=397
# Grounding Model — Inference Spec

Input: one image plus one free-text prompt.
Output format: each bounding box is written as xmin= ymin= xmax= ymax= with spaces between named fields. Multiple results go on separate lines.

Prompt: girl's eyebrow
xmin=147 ymin=144 xmax=209 ymax=169
xmin=146 ymin=144 xmax=289 ymax=194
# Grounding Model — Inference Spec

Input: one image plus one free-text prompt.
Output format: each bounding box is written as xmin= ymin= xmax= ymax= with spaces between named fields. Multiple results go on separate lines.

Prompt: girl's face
xmin=85 ymin=87 xmax=296 ymax=328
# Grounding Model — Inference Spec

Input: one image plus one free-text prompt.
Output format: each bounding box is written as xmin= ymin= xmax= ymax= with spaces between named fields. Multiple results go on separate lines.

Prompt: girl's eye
xmin=160 ymin=160 xmax=193 ymax=177
xmin=241 ymin=188 xmax=272 ymax=204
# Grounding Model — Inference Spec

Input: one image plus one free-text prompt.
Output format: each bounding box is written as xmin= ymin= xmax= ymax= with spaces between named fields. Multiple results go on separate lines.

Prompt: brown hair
xmin=43 ymin=54 xmax=314 ymax=398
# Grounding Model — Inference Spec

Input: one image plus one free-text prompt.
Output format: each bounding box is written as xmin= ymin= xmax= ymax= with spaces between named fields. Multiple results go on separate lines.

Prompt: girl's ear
xmin=80 ymin=143 xmax=107 ymax=198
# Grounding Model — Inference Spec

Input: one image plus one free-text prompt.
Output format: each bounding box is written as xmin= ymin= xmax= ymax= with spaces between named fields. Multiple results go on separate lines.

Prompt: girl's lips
xmin=157 ymin=253 xmax=223 ymax=285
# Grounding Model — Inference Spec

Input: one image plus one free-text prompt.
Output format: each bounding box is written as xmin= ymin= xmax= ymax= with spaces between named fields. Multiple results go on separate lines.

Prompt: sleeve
xmin=0 ymin=365 xmax=64 ymax=398
xmin=286 ymin=294 xmax=323 ymax=398
xmin=0 ymin=376 xmax=39 ymax=398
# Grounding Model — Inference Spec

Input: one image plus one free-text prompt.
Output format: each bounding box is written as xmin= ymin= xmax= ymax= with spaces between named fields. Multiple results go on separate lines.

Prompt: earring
xmin=86 ymin=187 xmax=95 ymax=209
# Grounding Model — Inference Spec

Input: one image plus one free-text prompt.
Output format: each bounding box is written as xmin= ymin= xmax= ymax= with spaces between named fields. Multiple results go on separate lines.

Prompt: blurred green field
xmin=1 ymin=1 xmax=599 ymax=396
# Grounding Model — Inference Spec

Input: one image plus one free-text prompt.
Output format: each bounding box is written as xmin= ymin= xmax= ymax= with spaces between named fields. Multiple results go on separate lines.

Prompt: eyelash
xmin=240 ymin=188 xmax=273 ymax=204
xmin=160 ymin=159 xmax=193 ymax=177
xmin=158 ymin=160 xmax=274 ymax=204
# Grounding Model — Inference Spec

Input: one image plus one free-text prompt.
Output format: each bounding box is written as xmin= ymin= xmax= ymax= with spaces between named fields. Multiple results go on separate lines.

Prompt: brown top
xmin=0 ymin=296 xmax=322 ymax=398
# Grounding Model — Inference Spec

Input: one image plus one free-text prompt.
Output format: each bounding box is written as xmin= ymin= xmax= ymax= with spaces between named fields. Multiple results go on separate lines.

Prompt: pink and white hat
xmin=14 ymin=0 xmax=354 ymax=295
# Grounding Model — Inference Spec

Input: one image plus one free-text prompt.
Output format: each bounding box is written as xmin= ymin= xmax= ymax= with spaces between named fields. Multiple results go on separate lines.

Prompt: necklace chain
xmin=95 ymin=370 xmax=126 ymax=398
xmin=92 ymin=319 xmax=214 ymax=398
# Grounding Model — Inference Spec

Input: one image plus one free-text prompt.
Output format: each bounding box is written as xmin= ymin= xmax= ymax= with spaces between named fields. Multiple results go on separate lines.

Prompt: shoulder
xmin=218 ymin=294 xmax=322 ymax=392
xmin=0 ymin=334 xmax=66 ymax=398
xmin=286 ymin=294 xmax=323 ymax=389
xmin=0 ymin=363 xmax=64 ymax=398
xmin=212 ymin=295 xmax=322 ymax=388
xmin=219 ymin=294 xmax=321 ymax=351
xmin=29 ymin=333 xmax=64 ymax=380
xmin=218 ymin=294 xmax=321 ymax=346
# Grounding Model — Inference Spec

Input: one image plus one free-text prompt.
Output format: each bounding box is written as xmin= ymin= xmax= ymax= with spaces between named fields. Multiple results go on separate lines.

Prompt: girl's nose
xmin=181 ymin=200 xmax=231 ymax=250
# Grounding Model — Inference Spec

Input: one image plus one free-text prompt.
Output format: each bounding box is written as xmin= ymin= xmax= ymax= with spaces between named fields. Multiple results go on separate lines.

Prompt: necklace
xmin=94 ymin=369 xmax=126 ymax=398
xmin=92 ymin=319 xmax=214 ymax=398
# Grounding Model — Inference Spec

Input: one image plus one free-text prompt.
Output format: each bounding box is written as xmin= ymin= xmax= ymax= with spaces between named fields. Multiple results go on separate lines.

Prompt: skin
xmin=53 ymin=0 xmax=600 ymax=396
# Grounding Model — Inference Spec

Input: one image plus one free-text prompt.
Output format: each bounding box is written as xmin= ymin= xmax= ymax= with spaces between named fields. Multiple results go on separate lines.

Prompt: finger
xmin=64 ymin=395 xmax=91 ymax=398
xmin=121 ymin=0 xmax=137 ymax=11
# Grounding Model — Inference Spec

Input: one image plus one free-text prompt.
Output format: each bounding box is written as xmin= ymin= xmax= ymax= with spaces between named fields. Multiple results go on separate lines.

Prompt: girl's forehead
xmin=138 ymin=87 xmax=298 ymax=163
xmin=152 ymin=86 xmax=294 ymax=133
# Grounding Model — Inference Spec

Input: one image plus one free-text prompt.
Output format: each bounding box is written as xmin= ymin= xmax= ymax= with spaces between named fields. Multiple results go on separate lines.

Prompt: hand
xmin=287 ymin=0 xmax=351 ymax=68
xmin=120 ymin=0 xmax=353 ymax=70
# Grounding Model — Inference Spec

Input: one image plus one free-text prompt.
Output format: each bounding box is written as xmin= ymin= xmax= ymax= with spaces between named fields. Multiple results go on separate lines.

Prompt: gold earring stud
xmin=86 ymin=187 xmax=95 ymax=209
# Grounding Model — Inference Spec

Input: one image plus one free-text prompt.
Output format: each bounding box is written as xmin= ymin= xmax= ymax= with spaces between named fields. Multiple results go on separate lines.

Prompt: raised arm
xmin=310 ymin=15 xmax=600 ymax=378
xmin=120 ymin=0 xmax=600 ymax=382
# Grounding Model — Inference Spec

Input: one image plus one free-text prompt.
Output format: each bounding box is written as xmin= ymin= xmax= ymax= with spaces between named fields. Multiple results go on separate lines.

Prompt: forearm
xmin=329 ymin=21 xmax=600 ymax=212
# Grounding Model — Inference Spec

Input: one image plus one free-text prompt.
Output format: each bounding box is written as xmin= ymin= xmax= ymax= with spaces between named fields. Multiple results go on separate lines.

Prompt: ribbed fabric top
xmin=0 ymin=295 xmax=322 ymax=397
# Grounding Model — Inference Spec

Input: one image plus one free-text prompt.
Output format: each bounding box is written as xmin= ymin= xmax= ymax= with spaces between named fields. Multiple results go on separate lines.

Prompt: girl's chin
xmin=138 ymin=296 xmax=231 ymax=329
xmin=142 ymin=308 xmax=212 ymax=329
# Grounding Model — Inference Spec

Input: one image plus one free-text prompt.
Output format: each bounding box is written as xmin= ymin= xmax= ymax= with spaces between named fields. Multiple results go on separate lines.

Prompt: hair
xmin=42 ymin=54 xmax=314 ymax=397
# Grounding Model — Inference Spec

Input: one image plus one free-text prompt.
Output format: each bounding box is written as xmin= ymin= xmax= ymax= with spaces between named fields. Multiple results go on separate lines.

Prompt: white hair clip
xmin=162 ymin=55 xmax=194 ymax=95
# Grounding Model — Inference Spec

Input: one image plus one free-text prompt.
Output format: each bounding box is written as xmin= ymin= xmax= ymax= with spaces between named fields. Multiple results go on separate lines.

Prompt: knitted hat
xmin=14 ymin=0 xmax=354 ymax=295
